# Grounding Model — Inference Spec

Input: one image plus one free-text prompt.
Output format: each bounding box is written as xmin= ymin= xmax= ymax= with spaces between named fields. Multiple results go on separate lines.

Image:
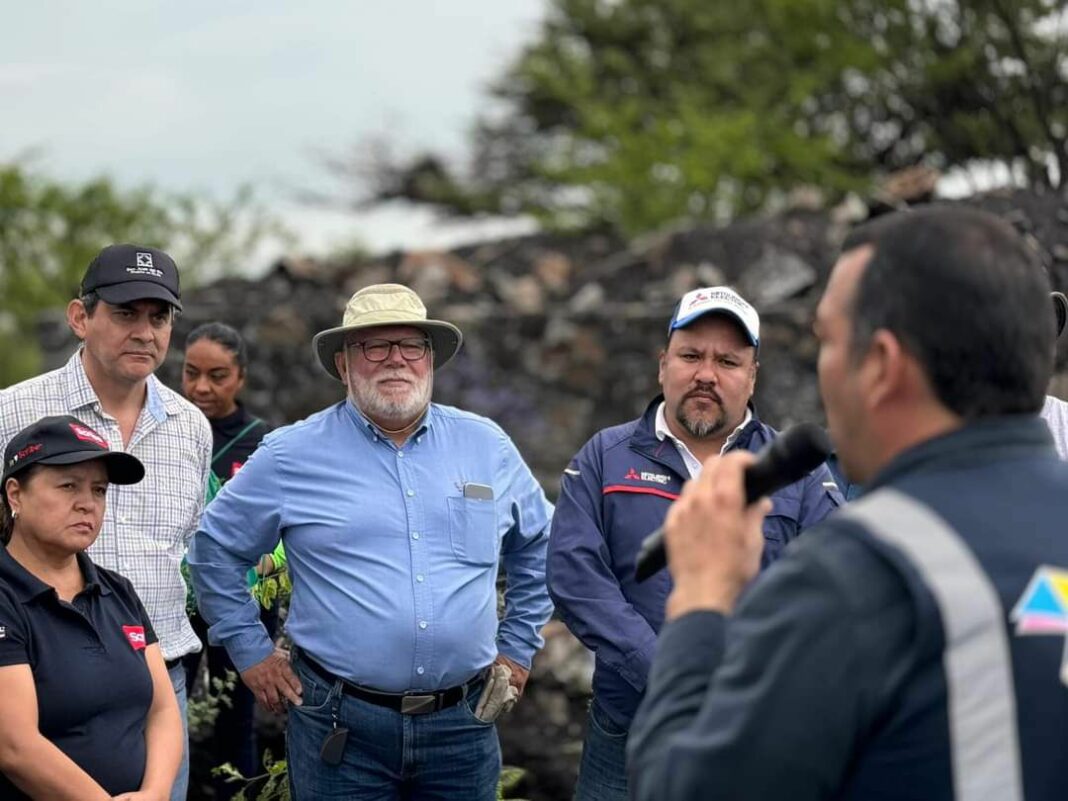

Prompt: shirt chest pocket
xmin=447 ymin=496 xmax=500 ymax=566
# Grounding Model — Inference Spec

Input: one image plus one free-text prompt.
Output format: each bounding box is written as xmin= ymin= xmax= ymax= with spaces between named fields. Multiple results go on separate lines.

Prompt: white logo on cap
xmin=136 ymin=252 xmax=153 ymax=268
xmin=676 ymin=287 xmax=760 ymax=343
xmin=0 ymin=626 xmax=5 ymax=639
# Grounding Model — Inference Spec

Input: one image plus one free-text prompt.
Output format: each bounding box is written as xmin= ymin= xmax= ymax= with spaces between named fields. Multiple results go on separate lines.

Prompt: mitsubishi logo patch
xmin=1010 ymin=565 xmax=1068 ymax=687
xmin=624 ymin=467 xmax=672 ymax=485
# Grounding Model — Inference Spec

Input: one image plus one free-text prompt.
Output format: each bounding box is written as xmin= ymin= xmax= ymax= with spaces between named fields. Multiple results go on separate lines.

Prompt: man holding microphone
xmin=628 ymin=206 xmax=1068 ymax=800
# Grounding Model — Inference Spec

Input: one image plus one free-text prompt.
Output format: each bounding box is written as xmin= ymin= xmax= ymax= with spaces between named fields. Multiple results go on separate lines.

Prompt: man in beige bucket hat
xmin=189 ymin=283 xmax=554 ymax=799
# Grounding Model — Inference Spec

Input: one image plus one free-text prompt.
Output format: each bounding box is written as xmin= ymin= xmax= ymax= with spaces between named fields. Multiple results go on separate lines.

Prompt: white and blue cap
xmin=668 ymin=286 xmax=760 ymax=347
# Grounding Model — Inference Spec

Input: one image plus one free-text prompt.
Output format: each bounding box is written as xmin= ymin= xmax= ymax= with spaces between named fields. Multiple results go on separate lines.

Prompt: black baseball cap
xmin=2 ymin=416 xmax=144 ymax=485
xmin=80 ymin=244 xmax=182 ymax=311
xmin=1053 ymin=292 xmax=1067 ymax=341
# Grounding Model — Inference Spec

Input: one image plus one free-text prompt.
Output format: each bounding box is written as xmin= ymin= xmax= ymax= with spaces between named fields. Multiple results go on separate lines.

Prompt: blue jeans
xmin=574 ymin=699 xmax=629 ymax=801
xmin=286 ymin=655 xmax=501 ymax=800
xmin=167 ymin=660 xmax=190 ymax=801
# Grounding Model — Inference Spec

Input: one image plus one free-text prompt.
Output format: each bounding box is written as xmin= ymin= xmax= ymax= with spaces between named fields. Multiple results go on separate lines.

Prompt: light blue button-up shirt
xmin=188 ymin=400 xmax=554 ymax=692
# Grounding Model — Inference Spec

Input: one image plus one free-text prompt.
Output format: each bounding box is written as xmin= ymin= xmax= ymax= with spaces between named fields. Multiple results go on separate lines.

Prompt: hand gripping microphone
xmin=634 ymin=422 xmax=833 ymax=582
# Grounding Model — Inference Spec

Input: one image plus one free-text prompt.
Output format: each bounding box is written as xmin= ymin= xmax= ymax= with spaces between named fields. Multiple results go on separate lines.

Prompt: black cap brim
xmin=35 ymin=450 xmax=145 ymax=485
xmin=95 ymin=281 xmax=182 ymax=312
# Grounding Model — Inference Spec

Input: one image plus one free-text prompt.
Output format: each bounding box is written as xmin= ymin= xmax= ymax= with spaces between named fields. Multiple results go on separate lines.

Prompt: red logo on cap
xmin=13 ymin=443 xmax=43 ymax=462
xmin=69 ymin=423 xmax=108 ymax=449
xmin=122 ymin=625 xmax=147 ymax=650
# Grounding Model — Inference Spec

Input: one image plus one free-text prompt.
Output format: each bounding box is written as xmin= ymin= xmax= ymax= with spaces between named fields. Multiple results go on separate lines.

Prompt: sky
xmin=1 ymin=1 xmax=546 ymax=267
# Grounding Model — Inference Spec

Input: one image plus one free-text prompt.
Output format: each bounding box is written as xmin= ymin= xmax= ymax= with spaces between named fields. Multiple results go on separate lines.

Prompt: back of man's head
xmin=842 ymin=205 xmax=1054 ymax=420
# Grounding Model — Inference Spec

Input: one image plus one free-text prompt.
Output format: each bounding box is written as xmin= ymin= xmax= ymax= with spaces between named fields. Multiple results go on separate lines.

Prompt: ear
xmin=657 ymin=349 xmax=667 ymax=387
xmin=67 ymin=299 xmax=89 ymax=340
xmin=860 ymin=329 xmax=908 ymax=410
xmin=5 ymin=477 xmax=22 ymax=517
xmin=334 ymin=350 xmax=348 ymax=381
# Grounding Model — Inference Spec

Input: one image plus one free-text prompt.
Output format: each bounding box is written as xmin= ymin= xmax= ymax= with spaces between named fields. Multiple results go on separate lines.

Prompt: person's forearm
xmin=498 ymin=562 xmax=554 ymax=666
xmin=627 ymin=611 xmax=729 ymax=801
xmin=138 ymin=687 xmax=183 ymax=799
xmin=0 ymin=733 xmax=111 ymax=801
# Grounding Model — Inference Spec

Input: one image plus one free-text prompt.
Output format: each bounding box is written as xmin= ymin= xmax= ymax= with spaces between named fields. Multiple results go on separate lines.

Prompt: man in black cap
xmin=0 ymin=244 xmax=211 ymax=801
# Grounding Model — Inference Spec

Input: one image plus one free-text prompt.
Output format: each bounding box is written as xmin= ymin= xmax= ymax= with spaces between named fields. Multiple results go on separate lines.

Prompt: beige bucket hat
xmin=312 ymin=283 xmax=463 ymax=380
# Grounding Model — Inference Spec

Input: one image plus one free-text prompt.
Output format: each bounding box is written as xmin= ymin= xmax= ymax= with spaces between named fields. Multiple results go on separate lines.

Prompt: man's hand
xmin=663 ymin=450 xmax=771 ymax=620
xmin=493 ymin=653 xmax=530 ymax=696
xmin=239 ymin=649 xmax=302 ymax=714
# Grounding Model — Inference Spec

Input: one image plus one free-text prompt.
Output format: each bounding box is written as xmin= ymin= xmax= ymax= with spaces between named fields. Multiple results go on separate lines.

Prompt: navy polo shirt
xmin=0 ymin=545 xmax=157 ymax=798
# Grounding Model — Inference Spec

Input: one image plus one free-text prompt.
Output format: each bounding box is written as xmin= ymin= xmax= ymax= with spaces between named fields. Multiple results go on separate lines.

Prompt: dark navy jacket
xmin=629 ymin=416 xmax=1068 ymax=800
xmin=547 ymin=398 xmax=843 ymax=726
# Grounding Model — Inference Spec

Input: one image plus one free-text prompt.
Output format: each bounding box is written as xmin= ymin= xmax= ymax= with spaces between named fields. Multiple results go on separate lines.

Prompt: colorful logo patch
xmin=122 ymin=625 xmax=147 ymax=651
xmin=1010 ymin=566 xmax=1068 ymax=687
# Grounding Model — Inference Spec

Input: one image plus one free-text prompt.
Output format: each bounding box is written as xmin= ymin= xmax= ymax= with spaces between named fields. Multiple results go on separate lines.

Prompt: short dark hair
xmin=841 ymin=205 xmax=1054 ymax=419
xmin=80 ymin=292 xmax=101 ymax=317
xmin=185 ymin=322 xmax=249 ymax=372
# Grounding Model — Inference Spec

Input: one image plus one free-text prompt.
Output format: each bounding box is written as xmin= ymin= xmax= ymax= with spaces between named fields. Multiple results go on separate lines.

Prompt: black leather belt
xmin=296 ymin=649 xmax=478 ymax=715
xmin=165 ymin=657 xmax=183 ymax=670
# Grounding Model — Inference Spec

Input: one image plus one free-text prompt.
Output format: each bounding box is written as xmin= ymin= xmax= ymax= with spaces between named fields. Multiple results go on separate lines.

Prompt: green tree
xmin=0 ymin=163 xmax=291 ymax=386
xmin=356 ymin=0 xmax=1068 ymax=236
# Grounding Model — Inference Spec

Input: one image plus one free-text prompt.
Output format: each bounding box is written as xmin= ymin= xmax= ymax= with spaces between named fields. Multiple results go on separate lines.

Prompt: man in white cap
xmin=188 ymin=284 xmax=553 ymax=800
xmin=546 ymin=286 xmax=843 ymax=801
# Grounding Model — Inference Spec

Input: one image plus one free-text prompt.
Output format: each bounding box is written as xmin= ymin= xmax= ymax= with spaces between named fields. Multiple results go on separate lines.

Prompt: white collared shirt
xmin=0 ymin=351 xmax=212 ymax=660
xmin=655 ymin=402 xmax=752 ymax=479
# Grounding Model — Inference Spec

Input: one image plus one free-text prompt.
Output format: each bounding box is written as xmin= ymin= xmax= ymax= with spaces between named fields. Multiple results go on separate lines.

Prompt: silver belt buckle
xmin=400 ymin=694 xmax=437 ymax=715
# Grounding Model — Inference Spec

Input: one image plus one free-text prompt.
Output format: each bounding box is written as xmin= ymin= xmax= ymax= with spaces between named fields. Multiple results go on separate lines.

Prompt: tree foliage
xmin=0 ymin=163 xmax=290 ymax=386
xmin=358 ymin=0 xmax=1068 ymax=236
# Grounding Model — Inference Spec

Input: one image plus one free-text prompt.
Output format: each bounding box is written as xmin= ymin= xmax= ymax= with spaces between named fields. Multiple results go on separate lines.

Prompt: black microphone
xmin=634 ymin=422 xmax=833 ymax=582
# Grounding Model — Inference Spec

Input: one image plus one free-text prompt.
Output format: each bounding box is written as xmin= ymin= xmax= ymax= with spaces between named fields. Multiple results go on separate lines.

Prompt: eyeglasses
xmin=347 ymin=337 xmax=431 ymax=362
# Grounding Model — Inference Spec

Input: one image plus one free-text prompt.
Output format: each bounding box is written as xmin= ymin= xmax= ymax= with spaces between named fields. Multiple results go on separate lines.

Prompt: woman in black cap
xmin=0 ymin=416 xmax=182 ymax=801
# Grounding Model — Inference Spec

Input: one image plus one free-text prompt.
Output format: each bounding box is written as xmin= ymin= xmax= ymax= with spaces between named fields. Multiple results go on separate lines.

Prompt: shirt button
xmin=416 ymin=666 xmax=425 ymax=675
xmin=398 ymin=452 xmax=405 ymax=459
xmin=411 ymin=532 xmax=420 ymax=540
xmin=416 ymin=574 xmax=424 ymax=582
xmin=406 ymin=489 xmax=415 ymax=497
xmin=419 ymin=621 xmax=428 ymax=629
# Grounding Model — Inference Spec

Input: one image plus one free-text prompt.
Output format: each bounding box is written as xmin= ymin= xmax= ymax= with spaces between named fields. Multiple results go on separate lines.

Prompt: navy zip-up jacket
xmin=547 ymin=398 xmax=842 ymax=727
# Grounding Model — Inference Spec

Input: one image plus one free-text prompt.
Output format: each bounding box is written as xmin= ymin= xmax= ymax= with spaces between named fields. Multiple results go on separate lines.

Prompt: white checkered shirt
xmin=0 ymin=352 xmax=212 ymax=660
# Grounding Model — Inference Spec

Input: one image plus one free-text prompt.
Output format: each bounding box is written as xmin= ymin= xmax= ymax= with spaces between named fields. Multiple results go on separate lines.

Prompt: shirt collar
xmin=655 ymin=402 xmax=753 ymax=455
xmin=343 ymin=399 xmax=433 ymax=444
xmin=0 ymin=546 xmax=110 ymax=603
xmin=62 ymin=349 xmax=171 ymax=422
